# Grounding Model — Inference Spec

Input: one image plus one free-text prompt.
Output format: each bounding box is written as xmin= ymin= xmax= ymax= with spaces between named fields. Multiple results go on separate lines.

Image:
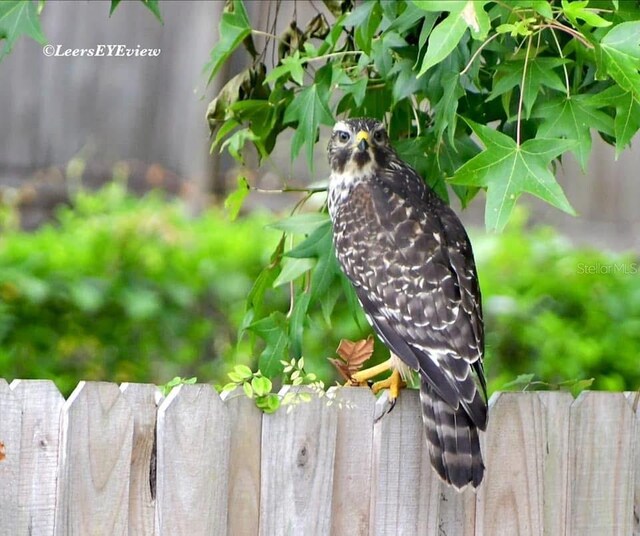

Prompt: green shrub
xmin=0 ymin=184 xmax=282 ymax=394
xmin=474 ymin=211 xmax=640 ymax=393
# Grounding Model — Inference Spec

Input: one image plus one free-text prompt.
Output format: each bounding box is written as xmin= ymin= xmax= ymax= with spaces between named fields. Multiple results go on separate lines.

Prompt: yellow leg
xmin=371 ymin=369 xmax=405 ymax=400
xmin=350 ymin=358 xmax=393 ymax=384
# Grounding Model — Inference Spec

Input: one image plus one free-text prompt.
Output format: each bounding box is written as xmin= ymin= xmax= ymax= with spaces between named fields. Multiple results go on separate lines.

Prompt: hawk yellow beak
xmin=355 ymin=131 xmax=369 ymax=152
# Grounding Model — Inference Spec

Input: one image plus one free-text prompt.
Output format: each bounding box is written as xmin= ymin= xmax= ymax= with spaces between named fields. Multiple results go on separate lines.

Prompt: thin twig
xmin=461 ymin=32 xmax=501 ymax=75
xmin=549 ymin=27 xmax=571 ymax=98
xmin=535 ymin=22 xmax=593 ymax=49
xmin=516 ymin=36 xmax=533 ymax=146
xmin=250 ymin=186 xmax=327 ymax=194
xmin=303 ymin=50 xmax=363 ymax=63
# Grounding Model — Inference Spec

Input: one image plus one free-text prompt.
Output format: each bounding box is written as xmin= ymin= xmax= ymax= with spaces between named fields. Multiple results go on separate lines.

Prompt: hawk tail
xmin=419 ymin=379 xmax=484 ymax=490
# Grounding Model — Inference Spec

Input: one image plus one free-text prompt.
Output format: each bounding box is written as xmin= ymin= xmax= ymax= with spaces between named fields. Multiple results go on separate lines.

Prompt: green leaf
xmin=289 ymin=292 xmax=311 ymax=357
xmin=255 ymin=393 xmax=280 ymax=413
xmin=246 ymin=237 xmax=284 ymax=320
xmin=561 ymin=0 xmax=611 ymax=28
xmin=416 ymin=7 xmax=468 ymax=76
xmin=533 ymin=94 xmax=614 ymax=171
xmin=265 ymin=52 xmax=306 ymax=85
xmin=0 ymin=0 xmax=46 ymax=60
xmin=272 ymin=257 xmax=316 ymax=287
xmin=242 ymin=381 xmax=254 ymax=398
xmin=598 ymin=21 xmax=640 ymax=99
xmin=589 ymin=85 xmax=640 ymax=155
xmin=205 ymin=0 xmax=252 ymax=83
xmin=283 ymin=84 xmax=334 ymax=170
xmin=224 ymin=176 xmax=250 ymax=220
xmin=110 ymin=0 xmax=121 ymax=15
xmin=251 ymin=376 xmax=272 ymax=397
xmin=415 ymin=0 xmax=489 ymax=76
xmin=502 ymin=373 xmax=535 ymax=390
xmin=433 ymin=71 xmax=463 ymax=144
xmin=234 ymin=364 xmax=253 ymax=379
xmin=248 ymin=311 xmax=289 ymax=377
xmin=140 ymin=0 xmax=163 ymax=23
xmin=489 ymin=58 xmax=569 ymax=119
xmin=513 ymin=1 xmax=553 ymax=19
xmin=286 ymin=221 xmax=332 ymax=259
xmin=451 ymin=119 xmax=576 ymax=231
xmin=268 ymin=212 xmax=330 ymax=234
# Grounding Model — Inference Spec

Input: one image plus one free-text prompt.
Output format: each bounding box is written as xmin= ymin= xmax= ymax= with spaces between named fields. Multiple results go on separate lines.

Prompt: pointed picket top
xmin=221 ymin=388 xmax=262 ymax=536
xmin=155 ymin=384 xmax=230 ymax=536
xmin=10 ymin=380 xmax=64 ymax=536
xmin=54 ymin=381 xmax=134 ymax=536
xmin=537 ymin=391 xmax=573 ymax=536
xmin=121 ymin=383 xmax=160 ymax=536
xmin=476 ymin=392 xmax=545 ymax=535
xmin=624 ymin=391 xmax=640 ymax=536
xmin=329 ymin=386 xmax=376 ymax=536
xmin=567 ymin=391 xmax=635 ymax=536
xmin=260 ymin=386 xmax=338 ymax=536
xmin=0 ymin=378 xmax=22 ymax=536
xmin=370 ymin=389 xmax=440 ymax=535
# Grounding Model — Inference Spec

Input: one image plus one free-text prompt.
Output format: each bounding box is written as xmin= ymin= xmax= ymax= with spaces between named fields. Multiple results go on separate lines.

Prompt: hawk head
xmin=327 ymin=118 xmax=393 ymax=176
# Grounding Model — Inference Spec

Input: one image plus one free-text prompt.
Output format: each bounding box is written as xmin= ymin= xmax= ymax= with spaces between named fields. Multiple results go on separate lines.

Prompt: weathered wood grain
xmin=221 ymin=388 xmax=262 ymax=536
xmin=10 ymin=380 xmax=64 ymax=536
xmin=329 ymin=386 xmax=376 ymax=536
xmin=538 ymin=391 xmax=572 ymax=536
xmin=155 ymin=384 xmax=230 ymax=536
xmin=54 ymin=382 xmax=134 ymax=536
xmin=566 ymin=391 xmax=635 ymax=536
xmin=475 ymin=392 xmax=546 ymax=536
xmin=121 ymin=383 xmax=159 ymax=536
xmin=259 ymin=386 xmax=338 ymax=536
xmin=0 ymin=379 xmax=22 ymax=536
xmin=625 ymin=391 xmax=640 ymax=536
xmin=370 ymin=389 xmax=440 ymax=536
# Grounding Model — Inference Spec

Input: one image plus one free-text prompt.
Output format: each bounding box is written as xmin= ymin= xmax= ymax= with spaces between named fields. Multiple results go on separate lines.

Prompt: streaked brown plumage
xmin=327 ymin=117 xmax=487 ymax=489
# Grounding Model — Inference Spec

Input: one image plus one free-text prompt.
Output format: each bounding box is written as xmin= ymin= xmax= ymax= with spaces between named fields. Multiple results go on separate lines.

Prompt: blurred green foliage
xmin=0 ymin=187 xmax=637 ymax=395
xmin=0 ymin=184 xmax=282 ymax=395
xmin=475 ymin=211 xmax=640 ymax=393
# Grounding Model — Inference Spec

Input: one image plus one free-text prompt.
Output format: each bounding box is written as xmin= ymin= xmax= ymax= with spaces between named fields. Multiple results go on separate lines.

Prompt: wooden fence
xmin=0 ymin=380 xmax=637 ymax=536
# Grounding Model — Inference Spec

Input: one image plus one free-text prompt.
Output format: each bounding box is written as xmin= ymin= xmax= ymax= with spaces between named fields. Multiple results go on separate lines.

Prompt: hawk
xmin=327 ymin=117 xmax=487 ymax=489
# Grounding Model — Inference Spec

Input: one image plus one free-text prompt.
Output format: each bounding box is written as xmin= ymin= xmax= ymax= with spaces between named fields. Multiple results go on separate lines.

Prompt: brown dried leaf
xmin=329 ymin=336 xmax=375 ymax=380
xmin=328 ymin=358 xmax=352 ymax=382
xmin=0 ymin=441 xmax=5 ymax=462
xmin=337 ymin=336 xmax=374 ymax=367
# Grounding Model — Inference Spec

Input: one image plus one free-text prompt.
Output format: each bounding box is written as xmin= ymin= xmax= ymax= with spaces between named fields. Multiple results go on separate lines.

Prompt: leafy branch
xmin=205 ymin=0 xmax=640 ymax=384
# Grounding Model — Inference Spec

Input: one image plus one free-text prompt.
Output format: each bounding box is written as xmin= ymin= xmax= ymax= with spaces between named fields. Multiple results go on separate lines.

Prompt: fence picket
xmin=259 ymin=386 xmax=338 ymax=536
xmin=222 ymin=388 xmax=262 ymax=536
xmin=625 ymin=391 xmax=640 ymax=536
xmin=120 ymin=383 xmax=159 ymax=536
xmin=476 ymin=392 xmax=545 ymax=535
xmin=330 ymin=387 xmax=376 ymax=536
xmin=54 ymin=381 xmax=134 ymax=536
xmin=155 ymin=384 xmax=230 ymax=536
xmin=566 ymin=392 xmax=635 ymax=535
xmin=370 ymin=389 xmax=440 ymax=535
xmin=538 ymin=391 xmax=572 ymax=536
xmin=0 ymin=379 xmax=22 ymax=536
xmin=10 ymin=380 xmax=64 ymax=536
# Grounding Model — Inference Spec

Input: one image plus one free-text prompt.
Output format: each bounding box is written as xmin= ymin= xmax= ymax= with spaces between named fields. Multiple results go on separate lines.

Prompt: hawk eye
xmin=373 ymin=129 xmax=385 ymax=143
xmin=337 ymin=131 xmax=350 ymax=143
